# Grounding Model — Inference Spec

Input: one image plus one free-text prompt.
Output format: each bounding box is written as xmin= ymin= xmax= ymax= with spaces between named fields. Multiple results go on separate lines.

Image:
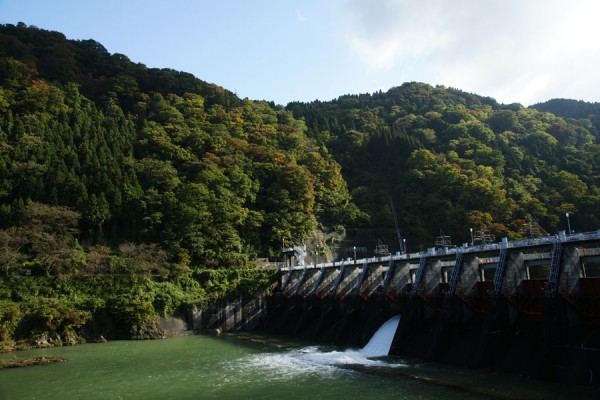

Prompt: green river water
xmin=0 ymin=332 xmax=597 ymax=400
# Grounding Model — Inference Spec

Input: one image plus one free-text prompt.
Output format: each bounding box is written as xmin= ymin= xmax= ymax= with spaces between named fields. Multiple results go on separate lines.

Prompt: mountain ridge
xmin=2 ymin=22 xmax=600 ymax=255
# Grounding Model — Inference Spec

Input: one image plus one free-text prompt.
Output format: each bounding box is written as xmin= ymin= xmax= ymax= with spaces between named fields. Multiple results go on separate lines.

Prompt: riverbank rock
xmin=95 ymin=335 xmax=108 ymax=343
xmin=0 ymin=356 xmax=67 ymax=369
xmin=130 ymin=320 xmax=166 ymax=340
xmin=62 ymin=333 xmax=79 ymax=346
xmin=33 ymin=332 xmax=55 ymax=348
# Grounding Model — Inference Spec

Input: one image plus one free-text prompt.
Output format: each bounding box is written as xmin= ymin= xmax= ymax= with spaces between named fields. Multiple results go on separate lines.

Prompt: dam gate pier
xmin=261 ymin=231 xmax=600 ymax=386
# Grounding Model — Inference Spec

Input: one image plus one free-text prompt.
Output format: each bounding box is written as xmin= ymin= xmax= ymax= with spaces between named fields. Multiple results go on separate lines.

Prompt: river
xmin=0 ymin=330 xmax=597 ymax=400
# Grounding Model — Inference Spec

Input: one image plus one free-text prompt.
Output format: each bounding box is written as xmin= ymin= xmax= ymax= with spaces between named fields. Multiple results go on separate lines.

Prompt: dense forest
xmin=0 ymin=23 xmax=360 ymax=265
xmin=288 ymin=85 xmax=600 ymax=251
xmin=0 ymin=23 xmax=359 ymax=348
xmin=1 ymin=23 xmax=600 ymax=349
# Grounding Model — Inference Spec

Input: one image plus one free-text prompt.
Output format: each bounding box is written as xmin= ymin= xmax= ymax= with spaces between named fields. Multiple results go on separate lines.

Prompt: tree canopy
xmin=2 ymin=23 xmax=600 ymax=260
xmin=2 ymin=23 xmax=600 ymax=348
xmin=0 ymin=23 xmax=359 ymax=269
xmin=288 ymin=83 xmax=600 ymax=249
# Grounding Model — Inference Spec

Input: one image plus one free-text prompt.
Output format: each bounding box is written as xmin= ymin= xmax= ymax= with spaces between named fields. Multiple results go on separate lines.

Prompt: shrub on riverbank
xmin=0 ymin=268 xmax=278 ymax=351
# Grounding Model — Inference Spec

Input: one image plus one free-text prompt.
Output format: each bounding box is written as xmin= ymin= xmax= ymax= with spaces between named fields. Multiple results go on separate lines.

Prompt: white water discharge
xmin=360 ymin=314 xmax=401 ymax=357
xmin=229 ymin=315 xmax=403 ymax=381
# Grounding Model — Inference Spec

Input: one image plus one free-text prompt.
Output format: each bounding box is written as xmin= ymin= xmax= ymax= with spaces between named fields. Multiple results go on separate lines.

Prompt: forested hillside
xmin=532 ymin=98 xmax=600 ymax=134
xmin=1 ymin=23 xmax=600 ymax=349
xmin=288 ymin=84 xmax=600 ymax=250
xmin=0 ymin=23 xmax=360 ymax=267
xmin=0 ymin=23 xmax=359 ymax=348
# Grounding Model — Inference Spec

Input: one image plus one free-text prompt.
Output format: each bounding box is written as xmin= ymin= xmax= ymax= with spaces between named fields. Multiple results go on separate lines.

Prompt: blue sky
xmin=1 ymin=0 xmax=599 ymax=106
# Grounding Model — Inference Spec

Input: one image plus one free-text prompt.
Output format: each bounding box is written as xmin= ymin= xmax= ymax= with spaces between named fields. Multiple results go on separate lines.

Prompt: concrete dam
xmin=261 ymin=230 xmax=600 ymax=385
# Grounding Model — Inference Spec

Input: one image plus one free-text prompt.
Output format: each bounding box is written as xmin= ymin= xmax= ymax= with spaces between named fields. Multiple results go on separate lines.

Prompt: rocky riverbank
xmin=0 ymin=356 xmax=67 ymax=369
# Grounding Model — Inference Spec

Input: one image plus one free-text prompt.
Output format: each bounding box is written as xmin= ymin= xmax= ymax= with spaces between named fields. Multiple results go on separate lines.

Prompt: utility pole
xmin=389 ymin=197 xmax=404 ymax=254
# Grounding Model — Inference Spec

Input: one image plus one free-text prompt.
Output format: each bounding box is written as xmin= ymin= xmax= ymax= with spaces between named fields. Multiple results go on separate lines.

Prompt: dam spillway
xmin=262 ymin=230 xmax=600 ymax=386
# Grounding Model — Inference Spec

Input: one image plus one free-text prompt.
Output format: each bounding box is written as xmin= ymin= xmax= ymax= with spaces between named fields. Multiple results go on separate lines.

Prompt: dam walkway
xmin=278 ymin=230 xmax=600 ymax=322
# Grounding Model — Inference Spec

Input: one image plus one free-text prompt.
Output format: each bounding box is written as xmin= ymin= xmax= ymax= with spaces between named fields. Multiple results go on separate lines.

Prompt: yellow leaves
xmin=19 ymin=79 xmax=68 ymax=119
xmin=272 ymin=151 xmax=287 ymax=165
xmin=30 ymin=79 xmax=48 ymax=92
xmin=467 ymin=210 xmax=494 ymax=228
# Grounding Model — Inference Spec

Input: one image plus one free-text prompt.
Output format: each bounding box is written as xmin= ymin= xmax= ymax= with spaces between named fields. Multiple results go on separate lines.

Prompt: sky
xmin=1 ymin=0 xmax=599 ymax=106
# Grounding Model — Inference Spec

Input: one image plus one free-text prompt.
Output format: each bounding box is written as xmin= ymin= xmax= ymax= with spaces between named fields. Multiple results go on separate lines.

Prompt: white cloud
xmin=341 ymin=0 xmax=600 ymax=104
xmin=343 ymin=0 xmax=452 ymax=69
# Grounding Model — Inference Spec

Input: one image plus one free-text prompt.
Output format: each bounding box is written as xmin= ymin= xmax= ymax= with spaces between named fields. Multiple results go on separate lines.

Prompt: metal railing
xmin=276 ymin=230 xmax=600 ymax=271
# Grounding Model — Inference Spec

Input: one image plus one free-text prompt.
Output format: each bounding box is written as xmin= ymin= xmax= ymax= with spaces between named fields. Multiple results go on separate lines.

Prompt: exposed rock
xmin=62 ymin=333 xmax=78 ymax=346
xmin=2 ymin=294 xmax=268 ymax=353
xmin=130 ymin=320 xmax=166 ymax=340
xmin=95 ymin=335 xmax=108 ymax=343
xmin=33 ymin=333 xmax=52 ymax=348
xmin=48 ymin=332 xmax=62 ymax=344
xmin=0 ymin=356 xmax=67 ymax=369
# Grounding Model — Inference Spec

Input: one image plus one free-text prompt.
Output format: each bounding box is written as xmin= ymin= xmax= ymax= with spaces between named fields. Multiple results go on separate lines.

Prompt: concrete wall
xmin=268 ymin=236 xmax=600 ymax=386
xmin=191 ymin=294 xmax=268 ymax=332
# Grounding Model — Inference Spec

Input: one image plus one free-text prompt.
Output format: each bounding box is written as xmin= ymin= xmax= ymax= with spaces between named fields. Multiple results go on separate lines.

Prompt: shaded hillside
xmin=288 ymin=83 xmax=600 ymax=250
xmin=0 ymin=23 xmax=360 ymax=267
xmin=0 ymin=23 xmax=362 ymax=349
xmin=531 ymin=98 xmax=600 ymax=140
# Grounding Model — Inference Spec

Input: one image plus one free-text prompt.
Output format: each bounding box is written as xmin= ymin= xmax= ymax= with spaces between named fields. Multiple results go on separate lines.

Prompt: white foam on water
xmin=225 ymin=315 xmax=403 ymax=382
